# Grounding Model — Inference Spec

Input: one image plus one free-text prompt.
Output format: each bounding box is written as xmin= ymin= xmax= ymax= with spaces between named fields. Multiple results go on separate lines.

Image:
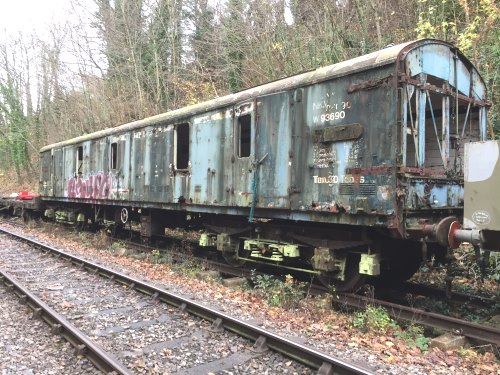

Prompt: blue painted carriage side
xmin=255 ymin=92 xmax=292 ymax=209
xmin=406 ymin=179 xmax=464 ymax=209
xmin=404 ymin=43 xmax=478 ymax=98
xmin=107 ymin=135 xmax=122 ymax=200
xmin=36 ymin=39 xmax=489 ymax=238
xmin=417 ymin=82 xmax=427 ymax=167
xmin=190 ymin=109 xmax=229 ymax=205
xmin=298 ymin=65 xmax=398 ymax=217
xmin=130 ymin=128 xmax=144 ymax=201
xmin=231 ymin=101 xmax=255 ymax=208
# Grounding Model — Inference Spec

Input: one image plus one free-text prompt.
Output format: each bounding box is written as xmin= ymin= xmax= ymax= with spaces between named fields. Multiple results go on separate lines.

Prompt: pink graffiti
xmin=67 ymin=173 xmax=112 ymax=199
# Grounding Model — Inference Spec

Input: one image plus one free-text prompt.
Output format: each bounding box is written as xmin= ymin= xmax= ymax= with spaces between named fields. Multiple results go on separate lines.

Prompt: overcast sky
xmin=0 ymin=0 xmax=70 ymax=37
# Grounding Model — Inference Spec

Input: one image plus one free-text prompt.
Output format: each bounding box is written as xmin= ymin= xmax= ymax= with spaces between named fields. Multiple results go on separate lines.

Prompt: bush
xmin=150 ymin=249 xmax=161 ymax=263
xmin=251 ymin=271 xmax=307 ymax=309
xmin=488 ymin=253 xmax=500 ymax=281
xmin=395 ymin=324 xmax=430 ymax=351
xmin=352 ymin=305 xmax=397 ymax=333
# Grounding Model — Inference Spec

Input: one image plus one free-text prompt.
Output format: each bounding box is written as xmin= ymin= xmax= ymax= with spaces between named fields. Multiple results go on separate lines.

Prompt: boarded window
xmin=175 ymin=123 xmax=190 ymax=169
xmin=110 ymin=142 xmax=118 ymax=170
xmin=238 ymin=114 xmax=251 ymax=158
xmin=76 ymin=146 xmax=83 ymax=176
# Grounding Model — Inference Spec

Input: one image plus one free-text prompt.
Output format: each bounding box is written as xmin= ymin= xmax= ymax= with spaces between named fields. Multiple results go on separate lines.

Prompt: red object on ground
xmin=17 ymin=191 xmax=40 ymax=200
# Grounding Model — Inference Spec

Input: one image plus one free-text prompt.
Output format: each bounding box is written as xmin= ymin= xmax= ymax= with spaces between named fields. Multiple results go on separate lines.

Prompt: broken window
xmin=110 ymin=142 xmax=118 ymax=170
xmin=175 ymin=123 xmax=190 ymax=169
xmin=401 ymin=75 xmax=480 ymax=173
xmin=76 ymin=146 xmax=83 ymax=176
xmin=238 ymin=114 xmax=251 ymax=158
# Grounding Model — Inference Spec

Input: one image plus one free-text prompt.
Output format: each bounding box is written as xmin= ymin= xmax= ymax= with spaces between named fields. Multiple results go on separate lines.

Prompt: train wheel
xmin=110 ymin=223 xmax=123 ymax=237
xmin=317 ymin=252 xmax=366 ymax=292
xmin=75 ymin=221 xmax=86 ymax=231
xmin=218 ymin=235 xmax=247 ymax=267
xmin=376 ymin=240 xmax=422 ymax=285
xmin=222 ymin=251 xmax=247 ymax=267
xmin=42 ymin=215 xmax=54 ymax=223
xmin=22 ymin=209 xmax=31 ymax=224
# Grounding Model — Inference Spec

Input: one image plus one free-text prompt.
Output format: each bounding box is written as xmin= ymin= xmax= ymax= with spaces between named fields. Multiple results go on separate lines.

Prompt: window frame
xmin=76 ymin=145 xmax=83 ymax=176
xmin=110 ymin=142 xmax=118 ymax=171
xmin=237 ymin=113 xmax=252 ymax=158
xmin=174 ymin=122 xmax=190 ymax=170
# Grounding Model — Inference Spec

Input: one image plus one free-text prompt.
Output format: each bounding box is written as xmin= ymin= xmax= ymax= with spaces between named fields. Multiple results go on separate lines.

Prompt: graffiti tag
xmin=67 ymin=172 xmax=113 ymax=199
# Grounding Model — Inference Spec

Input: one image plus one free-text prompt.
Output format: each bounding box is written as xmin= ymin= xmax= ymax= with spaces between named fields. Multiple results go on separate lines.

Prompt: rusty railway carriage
xmin=34 ymin=39 xmax=497 ymax=291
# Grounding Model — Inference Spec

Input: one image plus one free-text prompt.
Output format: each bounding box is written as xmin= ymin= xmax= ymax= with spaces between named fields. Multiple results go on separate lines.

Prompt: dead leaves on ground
xmin=18 ymin=226 xmax=500 ymax=374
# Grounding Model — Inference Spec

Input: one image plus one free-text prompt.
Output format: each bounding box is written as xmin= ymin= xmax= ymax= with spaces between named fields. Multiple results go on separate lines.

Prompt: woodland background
xmin=0 ymin=0 xmax=498 ymax=182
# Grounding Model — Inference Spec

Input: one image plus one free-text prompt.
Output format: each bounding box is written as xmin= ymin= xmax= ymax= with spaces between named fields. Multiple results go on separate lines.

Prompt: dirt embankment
xmin=0 ymin=168 xmax=38 ymax=197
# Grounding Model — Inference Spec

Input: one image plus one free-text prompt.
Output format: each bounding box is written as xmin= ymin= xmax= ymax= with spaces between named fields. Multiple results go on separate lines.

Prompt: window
xmin=401 ymin=76 xmax=480 ymax=172
xmin=175 ymin=123 xmax=190 ymax=169
xmin=238 ymin=114 xmax=251 ymax=158
xmin=110 ymin=142 xmax=118 ymax=170
xmin=76 ymin=146 xmax=83 ymax=176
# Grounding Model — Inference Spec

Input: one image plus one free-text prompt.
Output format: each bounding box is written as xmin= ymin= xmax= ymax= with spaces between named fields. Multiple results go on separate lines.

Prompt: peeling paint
xmin=37 ymin=39 xmax=489 ymax=241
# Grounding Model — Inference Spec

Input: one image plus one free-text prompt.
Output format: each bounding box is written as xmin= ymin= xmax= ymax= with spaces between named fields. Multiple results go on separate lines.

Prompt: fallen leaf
xmin=479 ymin=364 xmax=496 ymax=372
xmin=384 ymin=355 xmax=395 ymax=363
xmin=60 ymin=301 xmax=73 ymax=309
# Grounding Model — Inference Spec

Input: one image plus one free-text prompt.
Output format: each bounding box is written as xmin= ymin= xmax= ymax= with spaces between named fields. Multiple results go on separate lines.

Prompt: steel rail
xmin=183 ymin=253 xmax=500 ymax=346
xmin=0 ymin=269 xmax=132 ymax=374
xmin=401 ymin=281 xmax=496 ymax=308
xmin=335 ymin=293 xmax=500 ymax=346
xmin=104 ymin=234 xmax=500 ymax=347
xmin=302 ymin=282 xmax=500 ymax=346
xmin=121 ymin=239 xmax=500 ymax=347
xmin=0 ymin=227 xmax=374 ymax=375
xmin=169 ymin=255 xmax=500 ymax=346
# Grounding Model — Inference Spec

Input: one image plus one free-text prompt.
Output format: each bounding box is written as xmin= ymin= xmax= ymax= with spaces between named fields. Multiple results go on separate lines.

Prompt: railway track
xmin=334 ymin=289 xmax=500 ymax=347
xmin=397 ymin=281 xmax=496 ymax=309
xmin=0 ymin=266 xmax=128 ymax=374
xmin=122 ymin=237 xmax=500 ymax=347
xmin=201 ymin=264 xmax=500 ymax=347
xmin=0 ymin=274 xmax=103 ymax=374
xmin=0 ymin=226 xmax=374 ymax=375
xmin=4 ymin=219 xmax=499 ymax=348
xmin=207 ymin=266 xmax=500 ymax=347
